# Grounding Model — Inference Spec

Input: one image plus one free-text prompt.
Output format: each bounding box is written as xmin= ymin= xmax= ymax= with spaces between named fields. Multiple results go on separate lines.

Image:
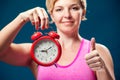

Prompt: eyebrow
xmin=54 ymin=3 xmax=80 ymax=8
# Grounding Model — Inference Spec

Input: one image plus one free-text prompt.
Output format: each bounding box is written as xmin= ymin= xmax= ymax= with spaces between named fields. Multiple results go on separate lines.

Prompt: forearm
xmin=96 ymin=66 xmax=115 ymax=80
xmin=0 ymin=14 xmax=26 ymax=52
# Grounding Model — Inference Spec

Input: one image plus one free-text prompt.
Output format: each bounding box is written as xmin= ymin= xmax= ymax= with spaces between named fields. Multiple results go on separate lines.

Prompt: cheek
xmin=53 ymin=15 xmax=62 ymax=23
xmin=77 ymin=11 xmax=83 ymax=18
xmin=76 ymin=9 xmax=84 ymax=20
xmin=72 ymin=13 xmax=82 ymax=27
xmin=73 ymin=13 xmax=82 ymax=23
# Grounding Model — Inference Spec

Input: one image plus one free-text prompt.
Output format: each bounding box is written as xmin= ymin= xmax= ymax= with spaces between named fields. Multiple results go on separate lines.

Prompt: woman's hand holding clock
xmin=19 ymin=7 xmax=49 ymax=30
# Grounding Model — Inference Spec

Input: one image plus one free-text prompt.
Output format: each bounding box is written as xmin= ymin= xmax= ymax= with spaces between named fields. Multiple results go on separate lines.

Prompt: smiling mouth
xmin=62 ymin=21 xmax=74 ymax=25
xmin=62 ymin=21 xmax=74 ymax=23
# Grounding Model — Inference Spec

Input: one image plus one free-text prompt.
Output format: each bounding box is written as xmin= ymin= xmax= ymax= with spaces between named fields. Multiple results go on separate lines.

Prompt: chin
xmin=61 ymin=29 xmax=76 ymax=34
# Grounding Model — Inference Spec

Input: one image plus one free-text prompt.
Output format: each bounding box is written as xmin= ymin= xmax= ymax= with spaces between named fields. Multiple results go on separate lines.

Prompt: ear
xmin=82 ymin=9 xmax=86 ymax=17
xmin=81 ymin=9 xmax=86 ymax=20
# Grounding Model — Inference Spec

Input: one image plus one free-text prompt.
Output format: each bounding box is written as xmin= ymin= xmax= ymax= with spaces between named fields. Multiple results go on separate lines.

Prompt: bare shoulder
xmin=95 ymin=43 xmax=115 ymax=80
xmin=96 ymin=43 xmax=113 ymax=64
xmin=96 ymin=43 xmax=111 ymax=55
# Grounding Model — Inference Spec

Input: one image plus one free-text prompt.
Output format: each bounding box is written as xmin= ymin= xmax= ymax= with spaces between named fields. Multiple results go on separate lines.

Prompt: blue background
xmin=0 ymin=0 xmax=120 ymax=80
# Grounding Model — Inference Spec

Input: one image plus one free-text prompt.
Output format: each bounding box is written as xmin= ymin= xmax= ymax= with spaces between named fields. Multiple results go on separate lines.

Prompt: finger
xmin=41 ymin=8 xmax=49 ymax=29
xmin=91 ymin=66 xmax=102 ymax=71
xmin=33 ymin=10 xmax=40 ymax=30
xmin=88 ymin=61 xmax=102 ymax=69
xmin=89 ymin=61 xmax=104 ymax=71
xmin=36 ymin=7 xmax=46 ymax=30
xmin=86 ymin=56 xmax=101 ymax=65
xmin=86 ymin=57 xmax=105 ymax=71
xmin=90 ymin=37 xmax=96 ymax=51
xmin=29 ymin=13 xmax=35 ymax=25
xmin=85 ymin=50 xmax=99 ymax=60
xmin=26 ymin=9 xmax=35 ymax=25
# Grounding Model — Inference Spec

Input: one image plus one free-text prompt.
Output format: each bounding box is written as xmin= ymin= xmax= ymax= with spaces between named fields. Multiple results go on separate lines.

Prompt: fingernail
xmin=46 ymin=26 xmax=49 ymax=29
xmin=41 ymin=26 xmax=45 ymax=30
xmin=32 ymin=22 xmax=35 ymax=25
xmin=35 ymin=26 xmax=39 ymax=30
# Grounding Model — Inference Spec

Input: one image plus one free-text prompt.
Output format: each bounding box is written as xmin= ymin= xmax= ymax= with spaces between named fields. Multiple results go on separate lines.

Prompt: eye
xmin=71 ymin=6 xmax=80 ymax=11
xmin=55 ymin=8 xmax=62 ymax=12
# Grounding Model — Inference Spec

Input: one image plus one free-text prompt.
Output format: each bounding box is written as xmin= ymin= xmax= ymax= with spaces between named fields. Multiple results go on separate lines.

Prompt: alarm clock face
xmin=33 ymin=38 xmax=60 ymax=66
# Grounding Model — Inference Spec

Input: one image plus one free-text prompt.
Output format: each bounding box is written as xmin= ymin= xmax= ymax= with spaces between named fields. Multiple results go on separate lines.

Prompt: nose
xmin=63 ymin=9 xmax=71 ymax=19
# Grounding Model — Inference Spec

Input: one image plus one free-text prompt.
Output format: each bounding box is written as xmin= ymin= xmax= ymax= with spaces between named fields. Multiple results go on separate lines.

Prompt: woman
xmin=0 ymin=0 xmax=115 ymax=80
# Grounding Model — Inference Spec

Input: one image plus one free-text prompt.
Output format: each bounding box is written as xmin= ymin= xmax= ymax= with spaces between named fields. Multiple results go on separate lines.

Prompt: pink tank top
xmin=37 ymin=38 xmax=97 ymax=80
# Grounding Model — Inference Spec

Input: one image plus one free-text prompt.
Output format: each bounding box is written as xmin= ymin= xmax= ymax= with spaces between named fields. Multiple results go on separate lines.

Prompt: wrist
xmin=96 ymin=65 xmax=114 ymax=80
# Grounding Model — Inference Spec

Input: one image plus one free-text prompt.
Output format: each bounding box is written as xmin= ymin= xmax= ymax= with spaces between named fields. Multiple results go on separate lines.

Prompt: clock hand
xmin=40 ymin=50 xmax=48 ymax=55
xmin=46 ymin=46 xmax=52 ymax=50
xmin=40 ymin=46 xmax=52 ymax=54
xmin=40 ymin=50 xmax=47 ymax=52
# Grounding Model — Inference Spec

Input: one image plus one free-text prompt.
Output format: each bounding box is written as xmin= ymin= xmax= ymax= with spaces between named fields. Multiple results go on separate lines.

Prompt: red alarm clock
xmin=31 ymin=31 xmax=62 ymax=66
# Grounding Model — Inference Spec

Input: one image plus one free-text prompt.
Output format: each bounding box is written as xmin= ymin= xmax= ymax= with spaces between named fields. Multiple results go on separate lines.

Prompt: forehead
xmin=54 ymin=0 xmax=80 ymax=7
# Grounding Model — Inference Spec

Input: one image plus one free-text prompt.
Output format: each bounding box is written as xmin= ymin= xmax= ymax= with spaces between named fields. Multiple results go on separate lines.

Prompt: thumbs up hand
xmin=85 ymin=38 xmax=105 ymax=71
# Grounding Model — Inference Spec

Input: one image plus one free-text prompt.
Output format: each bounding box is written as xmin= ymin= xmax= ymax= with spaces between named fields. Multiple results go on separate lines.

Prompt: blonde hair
xmin=46 ymin=0 xmax=87 ymax=20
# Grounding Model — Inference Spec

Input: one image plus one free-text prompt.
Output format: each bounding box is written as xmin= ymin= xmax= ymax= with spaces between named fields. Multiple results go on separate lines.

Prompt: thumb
xmin=90 ymin=37 xmax=96 ymax=51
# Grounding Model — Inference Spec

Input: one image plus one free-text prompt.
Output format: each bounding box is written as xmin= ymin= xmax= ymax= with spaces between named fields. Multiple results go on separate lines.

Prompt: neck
xmin=58 ymin=31 xmax=82 ymax=50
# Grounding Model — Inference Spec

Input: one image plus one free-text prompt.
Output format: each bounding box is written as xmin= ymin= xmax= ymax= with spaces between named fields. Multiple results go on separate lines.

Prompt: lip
xmin=62 ymin=21 xmax=74 ymax=23
xmin=61 ymin=21 xmax=74 ymax=26
xmin=62 ymin=21 xmax=74 ymax=25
